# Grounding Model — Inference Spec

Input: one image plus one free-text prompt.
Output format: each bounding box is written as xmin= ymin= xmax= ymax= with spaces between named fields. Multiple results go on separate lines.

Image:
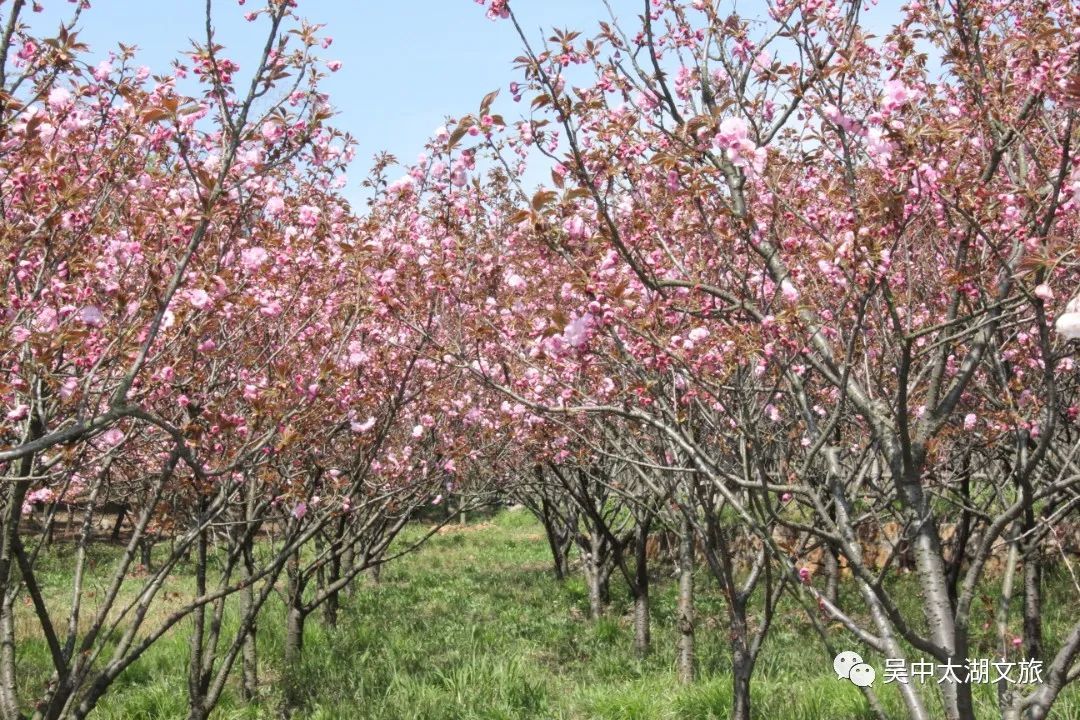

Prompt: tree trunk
xmin=900 ymin=458 xmax=973 ymax=720
xmin=676 ymin=513 xmax=695 ymax=684
xmin=139 ymin=537 xmax=153 ymax=571
xmin=541 ymin=517 xmax=570 ymax=582
xmin=186 ymin=503 xmax=210 ymax=720
xmin=110 ymin=506 xmax=127 ymax=541
xmin=731 ymin=655 xmax=752 ymax=720
xmin=280 ymin=604 xmax=306 ymax=718
xmin=583 ymin=542 xmax=610 ymax=619
xmin=280 ymin=552 xmax=307 ymax=718
xmin=823 ymin=545 xmax=840 ymax=606
xmin=240 ymin=535 xmax=258 ymax=702
xmin=631 ymin=521 xmax=651 ymax=658
xmin=322 ymin=559 xmax=340 ymax=628
xmin=0 ymin=425 xmax=38 ymax=720
xmin=632 ymin=587 xmax=649 ymax=658
xmin=342 ymin=541 xmax=356 ymax=599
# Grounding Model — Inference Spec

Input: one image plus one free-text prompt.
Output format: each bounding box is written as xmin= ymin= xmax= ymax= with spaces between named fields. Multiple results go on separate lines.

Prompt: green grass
xmin=14 ymin=510 xmax=1080 ymax=718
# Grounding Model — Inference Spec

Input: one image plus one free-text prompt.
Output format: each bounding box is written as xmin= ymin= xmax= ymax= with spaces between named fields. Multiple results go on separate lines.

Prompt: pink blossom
xmin=688 ymin=327 xmax=710 ymax=342
xmin=563 ymin=313 xmax=594 ymax=348
xmin=1034 ymin=284 xmax=1054 ymax=301
xmin=866 ymin=127 xmax=893 ymax=164
xmin=352 ymin=416 xmax=376 ymax=433
xmin=47 ymin=87 xmax=72 ymax=110
xmin=22 ymin=488 xmax=57 ymax=514
xmin=292 ymin=502 xmax=308 ymax=520
xmin=260 ymin=121 xmax=285 ymax=142
xmin=347 ymin=341 xmax=369 ymax=367
xmin=93 ymin=60 xmax=113 ymax=81
xmin=714 ymin=116 xmax=763 ymax=172
xmin=241 ymin=247 xmax=269 ymax=270
xmin=59 ymin=377 xmax=78 ymax=400
xmin=101 ymin=428 xmax=124 ymax=446
xmin=411 ymin=424 xmax=424 ymax=438
xmin=6 ymin=404 xmax=29 ymax=421
xmin=265 ymin=196 xmax=285 ymax=217
xmin=78 ymin=306 xmax=105 ymax=326
xmin=387 ymin=175 xmax=415 ymax=194
xmin=12 ymin=326 xmax=30 ymax=343
xmin=28 ymin=488 xmax=56 ymax=504
xmin=963 ymin=413 xmax=977 ymax=431
xmin=780 ymin=279 xmax=800 ymax=302
xmin=34 ymin=308 xmax=58 ymax=333
xmin=717 ymin=117 xmax=748 ymax=144
xmin=189 ymin=288 xmax=211 ymax=309
xmin=243 ymin=384 xmax=259 ymax=401
xmin=297 ymin=205 xmax=320 ymax=227
xmin=563 ymin=215 xmax=587 ymax=240
xmin=798 ymin=567 xmax=811 ymax=584
xmin=17 ymin=40 xmax=37 ymax=62
xmin=781 ymin=492 xmax=792 ymax=502
xmin=326 ymin=60 xmax=342 ymax=72
xmin=882 ymin=79 xmax=916 ymax=113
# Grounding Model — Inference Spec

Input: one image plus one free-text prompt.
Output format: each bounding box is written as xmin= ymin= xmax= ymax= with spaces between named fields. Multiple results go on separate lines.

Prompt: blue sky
xmin=27 ymin=1 xmax=642 ymax=199
xmin=24 ymin=1 xmax=908 ymax=203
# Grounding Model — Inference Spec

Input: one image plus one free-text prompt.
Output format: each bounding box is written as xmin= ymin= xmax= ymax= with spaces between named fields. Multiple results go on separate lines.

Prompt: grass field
xmin=16 ymin=510 xmax=1080 ymax=719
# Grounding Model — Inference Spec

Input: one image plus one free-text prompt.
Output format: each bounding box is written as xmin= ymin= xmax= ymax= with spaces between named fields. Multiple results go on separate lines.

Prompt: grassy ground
xmin=15 ymin=510 xmax=1080 ymax=719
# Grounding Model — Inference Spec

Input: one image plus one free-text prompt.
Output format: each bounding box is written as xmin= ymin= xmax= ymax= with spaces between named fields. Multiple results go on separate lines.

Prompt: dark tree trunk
xmin=110 ymin=505 xmax=127 ymax=541
xmin=281 ymin=552 xmax=307 ymax=719
xmin=280 ymin=604 xmax=307 ymax=718
xmin=139 ymin=537 xmax=153 ymax=571
xmin=540 ymin=510 xmax=571 ymax=582
xmin=240 ymin=533 xmax=258 ymax=702
xmin=342 ymin=541 xmax=356 ymax=599
xmin=186 ymin=502 xmax=210 ymax=720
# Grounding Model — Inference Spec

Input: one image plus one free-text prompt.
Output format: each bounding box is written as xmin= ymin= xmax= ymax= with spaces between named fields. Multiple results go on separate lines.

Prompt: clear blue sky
xmin=27 ymin=1 xmax=641 ymax=198
xmin=25 ymin=1 xmax=906 ymax=202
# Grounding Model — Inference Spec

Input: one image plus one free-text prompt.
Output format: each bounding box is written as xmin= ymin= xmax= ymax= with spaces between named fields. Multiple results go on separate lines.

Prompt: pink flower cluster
xmin=475 ymin=0 xmax=510 ymax=20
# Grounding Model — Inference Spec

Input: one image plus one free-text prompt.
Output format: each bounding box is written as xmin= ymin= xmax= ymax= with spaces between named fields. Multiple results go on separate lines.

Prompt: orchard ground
xmin=15 ymin=511 xmax=1080 ymax=720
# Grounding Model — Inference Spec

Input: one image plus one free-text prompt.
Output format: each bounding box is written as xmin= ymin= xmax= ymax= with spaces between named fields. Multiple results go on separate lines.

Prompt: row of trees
xmin=389 ymin=0 xmax=1080 ymax=718
xmin=0 ymin=2 xmax=489 ymax=717
xmin=2 ymin=0 xmax=1079 ymax=719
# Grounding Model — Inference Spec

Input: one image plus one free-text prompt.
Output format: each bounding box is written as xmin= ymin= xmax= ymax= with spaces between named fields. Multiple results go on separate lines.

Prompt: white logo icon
xmin=834 ymin=651 xmax=876 ymax=687
xmin=834 ymin=650 xmax=863 ymax=680
xmin=849 ymin=662 xmax=876 ymax=687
